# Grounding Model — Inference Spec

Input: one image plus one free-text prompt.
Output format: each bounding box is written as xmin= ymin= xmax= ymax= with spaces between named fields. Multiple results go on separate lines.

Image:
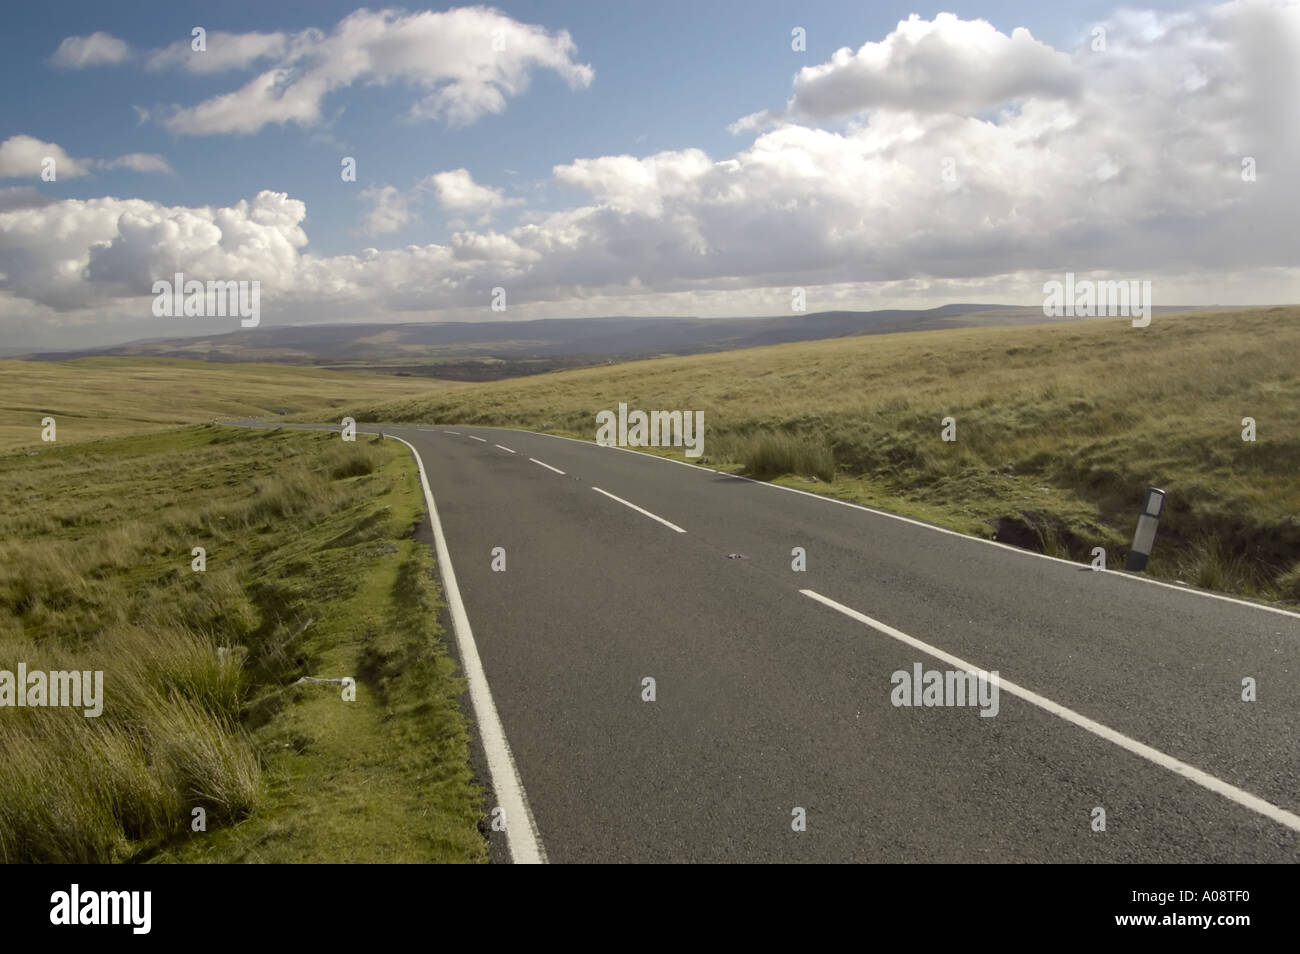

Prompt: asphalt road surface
xmin=227 ymin=419 xmax=1300 ymax=864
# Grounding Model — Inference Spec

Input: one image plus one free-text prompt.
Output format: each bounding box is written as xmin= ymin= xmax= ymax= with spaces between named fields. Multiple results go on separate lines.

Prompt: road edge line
xmin=388 ymin=434 xmax=548 ymax=864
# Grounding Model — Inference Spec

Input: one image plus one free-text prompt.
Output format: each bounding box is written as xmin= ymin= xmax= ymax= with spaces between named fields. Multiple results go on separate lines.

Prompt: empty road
xmin=228 ymin=419 xmax=1300 ymax=863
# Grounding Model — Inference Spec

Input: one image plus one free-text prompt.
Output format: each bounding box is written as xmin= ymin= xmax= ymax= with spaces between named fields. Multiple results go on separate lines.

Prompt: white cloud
xmin=146 ymin=31 xmax=288 ymax=73
xmin=554 ymin=150 xmax=714 ymax=217
xmin=734 ymin=13 xmax=1078 ymax=130
xmin=4 ymin=3 xmax=1299 ymax=348
xmin=0 ymin=136 xmax=90 ymax=179
xmin=156 ymin=7 xmax=593 ymax=136
xmin=0 ymin=136 xmax=173 ymax=180
xmin=49 ymin=32 xmax=131 ymax=68
xmin=426 ymin=168 xmax=521 ymax=219
xmin=359 ymin=185 xmax=413 ymax=236
xmin=0 ymin=191 xmax=303 ymax=308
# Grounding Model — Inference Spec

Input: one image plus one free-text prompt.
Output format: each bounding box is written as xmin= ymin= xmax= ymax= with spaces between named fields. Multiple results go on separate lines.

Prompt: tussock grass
xmin=0 ymin=425 xmax=485 ymax=862
xmin=325 ymin=440 xmax=382 ymax=479
xmin=1278 ymin=562 xmax=1300 ymax=601
xmin=712 ymin=430 xmax=836 ymax=482
xmin=350 ymin=306 xmax=1300 ymax=603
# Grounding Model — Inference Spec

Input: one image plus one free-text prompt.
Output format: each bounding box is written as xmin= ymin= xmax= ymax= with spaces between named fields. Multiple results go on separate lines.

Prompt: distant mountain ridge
xmin=17 ymin=304 xmax=1215 ymax=381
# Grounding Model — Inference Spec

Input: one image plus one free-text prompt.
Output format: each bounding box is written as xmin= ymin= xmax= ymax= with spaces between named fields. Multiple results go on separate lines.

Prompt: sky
xmin=0 ymin=0 xmax=1297 ymax=350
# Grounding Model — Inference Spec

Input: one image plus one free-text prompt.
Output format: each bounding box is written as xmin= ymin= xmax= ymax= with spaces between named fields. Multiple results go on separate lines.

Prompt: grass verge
xmin=0 ymin=424 xmax=485 ymax=863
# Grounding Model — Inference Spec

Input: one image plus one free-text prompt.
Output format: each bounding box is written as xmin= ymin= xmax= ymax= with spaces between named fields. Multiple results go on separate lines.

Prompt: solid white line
xmin=591 ymin=486 xmax=686 ymax=533
xmin=526 ymin=431 xmax=1300 ymax=621
xmin=387 ymin=435 xmax=547 ymax=863
xmin=467 ymin=435 xmax=487 ymax=443
xmin=529 ymin=458 xmax=566 ymax=475
xmin=800 ymin=587 xmax=1300 ymax=834
xmin=494 ymin=444 xmax=516 ymax=454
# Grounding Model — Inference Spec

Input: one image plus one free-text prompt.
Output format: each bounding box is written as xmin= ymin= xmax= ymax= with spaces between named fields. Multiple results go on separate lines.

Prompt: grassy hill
xmin=0 ymin=357 xmax=453 ymax=452
xmin=345 ymin=306 xmax=1300 ymax=604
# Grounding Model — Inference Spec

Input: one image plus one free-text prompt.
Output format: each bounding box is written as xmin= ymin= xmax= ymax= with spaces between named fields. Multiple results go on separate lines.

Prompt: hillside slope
xmin=346 ymin=306 xmax=1300 ymax=603
xmin=0 ymin=358 xmax=453 ymax=452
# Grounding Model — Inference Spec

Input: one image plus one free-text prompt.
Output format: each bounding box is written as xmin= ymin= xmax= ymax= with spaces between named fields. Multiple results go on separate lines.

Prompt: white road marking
xmin=591 ymin=486 xmax=686 ymax=533
xmin=229 ymin=420 xmax=1300 ymax=619
xmin=445 ymin=430 xmax=461 ymax=435
xmin=529 ymin=458 xmax=566 ymax=475
xmin=468 ymin=435 xmax=487 ymax=443
xmin=386 ymin=434 xmax=547 ymax=863
xmin=532 ymin=431 xmax=1300 ymax=621
xmin=495 ymin=444 xmax=516 ymax=454
xmin=801 ymin=587 xmax=1300 ymax=834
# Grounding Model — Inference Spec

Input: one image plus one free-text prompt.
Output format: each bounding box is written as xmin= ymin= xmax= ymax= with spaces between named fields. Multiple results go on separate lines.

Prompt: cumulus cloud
xmin=49 ymin=32 xmax=131 ymax=68
xmin=733 ymin=13 xmax=1078 ymax=130
xmin=0 ymin=136 xmax=90 ymax=179
xmin=0 ymin=136 xmax=173 ymax=180
xmin=359 ymin=185 xmax=413 ymax=236
xmin=0 ymin=191 xmax=307 ymax=313
xmin=153 ymin=7 xmax=593 ymax=135
xmin=5 ymin=3 xmax=1299 ymax=348
xmin=426 ymin=168 xmax=522 ymax=218
xmin=554 ymin=150 xmax=715 ymax=217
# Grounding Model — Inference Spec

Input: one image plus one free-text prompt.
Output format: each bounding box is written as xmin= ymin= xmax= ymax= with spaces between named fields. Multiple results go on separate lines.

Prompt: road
xmin=228 ymin=419 xmax=1300 ymax=863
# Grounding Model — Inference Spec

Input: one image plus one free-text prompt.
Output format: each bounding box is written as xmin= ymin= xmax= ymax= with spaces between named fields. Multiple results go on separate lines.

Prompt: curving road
xmin=227 ymin=419 xmax=1300 ymax=864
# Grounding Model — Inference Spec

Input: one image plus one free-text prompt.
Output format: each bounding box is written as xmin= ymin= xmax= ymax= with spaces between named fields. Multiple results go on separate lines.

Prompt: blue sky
xmin=5 ymin=1 xmax=1129 ymax=254
xmin=1 ymin=1 xmax=1296 ymax=348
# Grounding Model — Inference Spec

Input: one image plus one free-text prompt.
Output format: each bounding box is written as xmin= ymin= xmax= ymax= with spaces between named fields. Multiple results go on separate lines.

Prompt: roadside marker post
xmin=1126 ymin=487 xmax=1165 ymax=571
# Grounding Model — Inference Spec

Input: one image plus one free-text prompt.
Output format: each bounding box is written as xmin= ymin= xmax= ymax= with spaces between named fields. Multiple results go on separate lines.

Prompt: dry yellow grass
xmin=352 ymin=306 xmax=1300 ymax=602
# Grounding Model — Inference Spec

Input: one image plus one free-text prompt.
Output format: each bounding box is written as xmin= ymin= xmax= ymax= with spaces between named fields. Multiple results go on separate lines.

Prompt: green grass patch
xmin=0 ymin=425 xmax=485 ymax=863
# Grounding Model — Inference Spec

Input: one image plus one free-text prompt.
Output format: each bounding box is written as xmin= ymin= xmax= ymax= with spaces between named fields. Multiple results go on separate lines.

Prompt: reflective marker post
xmin=1126 ymin=487 xmax=1165 ymax=571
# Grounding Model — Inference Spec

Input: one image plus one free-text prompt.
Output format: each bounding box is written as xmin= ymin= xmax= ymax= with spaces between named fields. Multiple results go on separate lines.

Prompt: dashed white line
xmin=494 ymin=444 xmax=516 ymax=454
xmin=445 ymin=430 xmax=461 ymax=435
xmin=467 ymin=435 xmax=487 ymax=443
xmin=528 ymin=430 xmax=1300 ymax=620
xmin=800 ymin=587 xmax=1300 ymax=835
xmin=529 ymin=458 xmax=566 ymax=475
xmin=386 ymin=434 xmax=547 ymax=863
xmin=591 ymin=487 xmax=686 ymax=533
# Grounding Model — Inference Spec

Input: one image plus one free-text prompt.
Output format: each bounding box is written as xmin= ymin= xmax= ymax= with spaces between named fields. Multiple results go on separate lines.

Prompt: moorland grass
xmin=0 ymin=426 xmax=485 ymax=863
xmin=0 ymin=356 xmax=454 ymax=452
xmin=346 ymin=306 xmax=1300 ymax=604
